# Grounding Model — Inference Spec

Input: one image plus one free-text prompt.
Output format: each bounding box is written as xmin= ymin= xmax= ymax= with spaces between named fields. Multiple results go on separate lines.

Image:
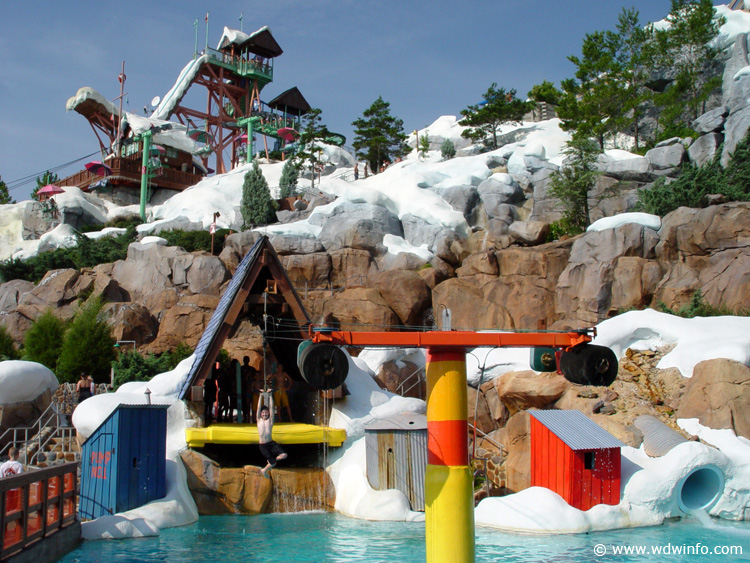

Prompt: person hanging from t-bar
xmin=257 ymin=389 xmax=287 ymax=478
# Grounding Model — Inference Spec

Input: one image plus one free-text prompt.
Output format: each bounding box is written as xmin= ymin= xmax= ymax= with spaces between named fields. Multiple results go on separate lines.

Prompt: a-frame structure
xmin=179 ymin=235 xmax=310 ymax=400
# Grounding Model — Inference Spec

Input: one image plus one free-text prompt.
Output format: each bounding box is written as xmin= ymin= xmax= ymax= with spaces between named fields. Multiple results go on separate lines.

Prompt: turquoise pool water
xmin=59 ymin=512 xmax=750 ymax=562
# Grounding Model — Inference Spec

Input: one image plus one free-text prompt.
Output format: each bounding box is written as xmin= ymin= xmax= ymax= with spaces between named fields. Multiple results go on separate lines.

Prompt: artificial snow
xmin=587 ymin=212 xmax=661 ymax=233
xmin=0 ymin=361 xmax=58 ymax=404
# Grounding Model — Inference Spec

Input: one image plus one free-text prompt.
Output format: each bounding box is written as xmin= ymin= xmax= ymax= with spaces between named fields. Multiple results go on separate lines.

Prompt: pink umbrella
xmin=277 ymin=127 xmax=298 ymax=142
xmin=85 ymin=161 xmax=112 ymax=176
xmin=37 ymin=184 xmax=64 ymax=196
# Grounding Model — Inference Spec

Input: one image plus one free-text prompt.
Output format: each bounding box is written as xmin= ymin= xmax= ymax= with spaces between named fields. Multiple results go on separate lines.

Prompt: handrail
xmin=467 ymin=421 xmax=504 ymax=455
xmin=0 ymin=462 xmax=78 ymax=560
xmin=396 ymin=365 xmax=426 ymax=397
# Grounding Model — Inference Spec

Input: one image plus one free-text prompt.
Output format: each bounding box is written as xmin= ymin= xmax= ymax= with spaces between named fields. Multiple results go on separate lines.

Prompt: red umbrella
xmin=188 ymin=129 xmax=214 ymax=144
xmin=277 ymin=127 xmax=298 ymax=142
xmin=85 ymin=161 xmax=112 ymax=176
xmin=149 ymin=144 xmax=166 ymax=156
xmin=37 ymin=184 xmax=64 ymax=196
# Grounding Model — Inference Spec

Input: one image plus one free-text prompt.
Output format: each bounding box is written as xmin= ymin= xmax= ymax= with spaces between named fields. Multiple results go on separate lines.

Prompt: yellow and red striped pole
xmin=424 ymin=348 xmax=474 ymax=563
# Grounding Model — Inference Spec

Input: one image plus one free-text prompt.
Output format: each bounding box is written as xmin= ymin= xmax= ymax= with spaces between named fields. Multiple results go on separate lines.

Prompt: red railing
xmin=0 ymin=463 xmax=78 ymax=560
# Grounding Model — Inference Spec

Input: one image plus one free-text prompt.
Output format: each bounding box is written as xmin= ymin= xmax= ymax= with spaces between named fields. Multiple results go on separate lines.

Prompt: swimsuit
xmin=259 ymin=441 xmax=285 ymax=465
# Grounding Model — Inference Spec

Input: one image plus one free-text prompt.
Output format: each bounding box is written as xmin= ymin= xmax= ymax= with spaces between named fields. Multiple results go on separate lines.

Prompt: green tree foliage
xmin=32 ymin=171 xmax=60 ymax=201
xmin=558 ymin=31 xmax=624 ymax=149
xmin=460 ymin=85 xmax=532 ymax=150
xmin=527 ymin=80 xmax=562 ymax=105
xmin=441 ymin=138 xmax=456 ymax=160
xmin=653 ymin=0 xmax=724 ymax=127
xmin=0 ymin=178 xmax=15 ymax=205
xmin=278 ymin=158 xmax=301 ymax=199
xmin=298 ymin=108 xmax=330 ymax=190
xmin=111 ymin=342 xmax=193 ymax=390
xmin=549 ymin=136 xmax=603 ymax=233
xmin=0 ymin=227 xmax=137 ymax=283
xmin=0 ymin=325 xmax=20 ymax=360
xmin=419 ymin=131 xmax=430 ymax=159
xmin=22 ymin=310 xmax=66 ymax=370
xmin=55 ymin=297 xmax=116 ymax=384
xmin=160 ymin=228 xmax=229 ymax=254
xmin=352 ymin=96 xmax=409 ymax=173
xmin=637 ymin=159 xmax=726 ymax=216
xmin=658 ymin=289 xmax=749 ymax=318
xmin=241 ymin=160 xmax=277 ymax=229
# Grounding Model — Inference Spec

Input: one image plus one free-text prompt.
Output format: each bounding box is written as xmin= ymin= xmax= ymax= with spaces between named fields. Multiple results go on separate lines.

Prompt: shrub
xmin=441 ymin=139 xmax=456 ymax=160
xmin=111 ymin=350 xmax=173 ymax=389
xmin=278 ymin=159 xmax=301 ymax=199
xmin=56 ymin=297 xmax=116 ymax=384
xmin=22 ymin=310 xmax=66 ymax=370
xmin=637 ymin=159 xmax=726 ymax=216
xmin=658 ymin=289 xmax=749 ymax=318
xmin=159 ymin=229 xmax=230 ymax=254
xmin=0 ymin=326 xmax=20 ymax=360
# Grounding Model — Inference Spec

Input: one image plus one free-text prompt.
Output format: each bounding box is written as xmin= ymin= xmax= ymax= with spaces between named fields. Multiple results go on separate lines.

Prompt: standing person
xmin=76 ymin=373 xmax=92 ymax=402
xmin=1 ymin=447 xmax=23 ymax=477
xmin=353 ymin=163 xmax=359 ymax=181
xmin=271 ymin=362 xmax=294 ymax=422
xmin=87 ymin=374 xmax=96 ymax=397
xmin=218 ymin=364 xmax=231 ymax=423
xmin=241 ymin=356 xmax=256 ymax=423
xmin=229 ymin=359 xmax=240 ymax=423
xmin=257 ymin=391 xmax=287 ymax=478
xmin=204 ymin=364 xmax=219 ymax=424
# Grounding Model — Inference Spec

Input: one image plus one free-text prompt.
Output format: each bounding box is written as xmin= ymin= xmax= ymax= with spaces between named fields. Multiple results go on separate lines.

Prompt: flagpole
xmin=239 ymin=12 xmax=243 ymax=33
xmin=205 ymin=12 xmax=209 ymax=52
xmin=194 ymin=18 xmax=198 ymax=57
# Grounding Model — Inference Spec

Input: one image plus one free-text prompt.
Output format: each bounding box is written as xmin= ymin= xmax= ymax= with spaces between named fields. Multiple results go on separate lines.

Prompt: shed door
xmin=82 ymin=432 xmax=116 ymax=518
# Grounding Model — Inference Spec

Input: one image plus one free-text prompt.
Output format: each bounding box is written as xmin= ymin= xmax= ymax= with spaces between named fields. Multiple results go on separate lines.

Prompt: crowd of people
xmin=203 ymin=357 xmax=294 ymax=424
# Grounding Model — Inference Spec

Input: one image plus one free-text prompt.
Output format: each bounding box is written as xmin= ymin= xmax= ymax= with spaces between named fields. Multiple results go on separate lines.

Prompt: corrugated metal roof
xmin=365 ymin=412 xmax=427 ymax=431
xmin=529 ymin=410 xmax=625 ymax=450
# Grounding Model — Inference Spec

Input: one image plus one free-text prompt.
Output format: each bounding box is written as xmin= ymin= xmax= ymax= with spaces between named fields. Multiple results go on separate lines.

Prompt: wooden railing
xmin=0 ymin=462 xmax=78 ymax=560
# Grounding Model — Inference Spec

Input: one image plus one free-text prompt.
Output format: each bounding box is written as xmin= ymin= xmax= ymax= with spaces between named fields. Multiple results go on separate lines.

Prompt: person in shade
xmin=204 ymin=363 xmax=219 ymax=424
xmin=1 ymin=447 xmax=23 ymax=477
xmin=76 ymin=373 xmax=92 ymax=402
xmin=256 ymin=391 xmax=287 ymax=478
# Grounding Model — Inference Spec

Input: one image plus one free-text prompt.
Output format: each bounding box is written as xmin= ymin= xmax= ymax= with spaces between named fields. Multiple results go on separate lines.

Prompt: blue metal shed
xmin=79 ymin=404 xmax=169 ymax=520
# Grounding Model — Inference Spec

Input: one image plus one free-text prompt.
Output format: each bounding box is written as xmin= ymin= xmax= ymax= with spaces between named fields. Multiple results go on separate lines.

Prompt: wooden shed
xmin=529 ymin=410 xmax=624 ymax=511
xmin=365 ymin=413 xmax=427 ymax=511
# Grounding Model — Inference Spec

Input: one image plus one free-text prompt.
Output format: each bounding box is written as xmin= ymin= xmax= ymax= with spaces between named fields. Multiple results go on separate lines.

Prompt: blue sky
xmin=0 ymin=0 xmax=705 ymax=200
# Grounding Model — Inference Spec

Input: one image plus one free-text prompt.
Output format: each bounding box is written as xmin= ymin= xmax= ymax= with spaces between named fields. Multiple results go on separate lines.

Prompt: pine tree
xmin=298 ymin=108 xmax=330 ymax=190
xmin=440 ymin=138 xmax=456 ymax=160
xmin=419 ymin=131 xmax=430 ymax=159
xmin=241 ymin=160 xmax=277 ymax=229
xmin=528 ymin=80 xmax=562 ymax=105
xmin=549 ymin=136 xmax=603 ymax=233
xmin=352 ymin=97 xmax=409 ymax=173
xmin=460 ymin=84 xmax=532 ymax=150
xmin=278 ymin=158 xmax=301 ymax=199
xmin=55 ymin=297 xmax=116 ymax=384
xmin=0 ymin=177 xmax=15 ymax=205
xmin=32 ymin=171 xmax=59 ymax=201
xmin=23 ymin=309 xmax=66 ymax=370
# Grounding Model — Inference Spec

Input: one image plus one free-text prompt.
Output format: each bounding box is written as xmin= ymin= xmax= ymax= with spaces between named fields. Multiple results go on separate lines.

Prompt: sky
xmin=0 ymin=0 xmax=722 ymax=201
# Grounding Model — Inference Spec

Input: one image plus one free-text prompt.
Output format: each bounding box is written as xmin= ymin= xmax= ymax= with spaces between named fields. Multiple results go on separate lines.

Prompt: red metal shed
xmin=529 ymin=410 xmax=625 ymax=511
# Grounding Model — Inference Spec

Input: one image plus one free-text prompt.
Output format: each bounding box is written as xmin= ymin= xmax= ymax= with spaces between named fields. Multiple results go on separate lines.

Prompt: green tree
xmin=0 ymin=325 xmax=20 ymax=360
xmin=240 ymin=160 xmax=277 ymax=229
xmin=460 ymin=85 xmax=532 ymax=150
xmin=23 ymin=310 xmax=66 ymax=370
xmin=278 ymin=158 xmax=301 ymax=199
xmin=441 ymin=138 xmax=456 ymax=160
xmin=528 ymin=80 xmax=562 ymax=105
xmin=298 ymin=108 xmax=330 ymax=190
xmin=32 ymin=171 xmax=60 ymax=201
xmin=419 ymin=131 xmax=430 ymax=159
xmin=549 ymin=136 xmax=603 ymax=233
xmin=654 ymin=0 xmax=724 ymax=135
xmin=0 ymin=177 xmax=15 ymax=205
xmin=352 ymin=96 xmax=409 ymax=173
xmin=558 ymin=30 xmax=624 ymax=149
xmin=55 ymin=297 xmax=116 ymax=384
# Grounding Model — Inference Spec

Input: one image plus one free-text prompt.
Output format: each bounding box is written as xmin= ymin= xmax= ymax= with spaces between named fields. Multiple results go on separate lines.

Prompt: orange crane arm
xmin=309 ymin=327 xmax=593 ymax=350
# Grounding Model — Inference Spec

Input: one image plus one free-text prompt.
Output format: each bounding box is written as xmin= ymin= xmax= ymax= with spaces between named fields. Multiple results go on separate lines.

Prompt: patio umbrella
xmin=85 ymin=161 xmax=112 ymax=176
xmin=277 ymin=127 xmax=298 ymax=142
xmin=37 ymin=184 xmax=64 ymax=197
xmin=149 ymin=144 xmax=166 ymax=156
xmin=188 ymin=129 xmax=214 ymax=144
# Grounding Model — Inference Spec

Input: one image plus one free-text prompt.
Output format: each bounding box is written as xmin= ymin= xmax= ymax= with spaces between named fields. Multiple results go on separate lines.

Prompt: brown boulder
xmin=677 ymin=358 xmax=750 ymax=438
xmin=16 ymin=269 xmax=83 ymax=322
xmin=281 ymin=253 xmax=331 ymax=288
xmin=321 ymin=287 xmax=399 ymax=331
xmin=147 ymin=294 xmax=220 ymax=353
xmin=103 ymin=303 xmax=158 ymax=346
xmin=490 ymin=371 xmax=570 ymax=416
xmin=468 ymin=385 xmax=500 ymax=435
xmin=609 ymin=257 xmax=663 ymax=313
xmin=373 ymin=359 xmax=425 ymax=399
xmin=329 ymin=248 xmax=373 ymax=286
xmin=497 ymin=411 xmax=530 ymax=493
xmin=368 ymin=270 xmax=431 ymax=326
xmin=432 ymin=277 xmax=514 ymax=330
xmin=455 ymin=251 xmax=498 ymax=277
